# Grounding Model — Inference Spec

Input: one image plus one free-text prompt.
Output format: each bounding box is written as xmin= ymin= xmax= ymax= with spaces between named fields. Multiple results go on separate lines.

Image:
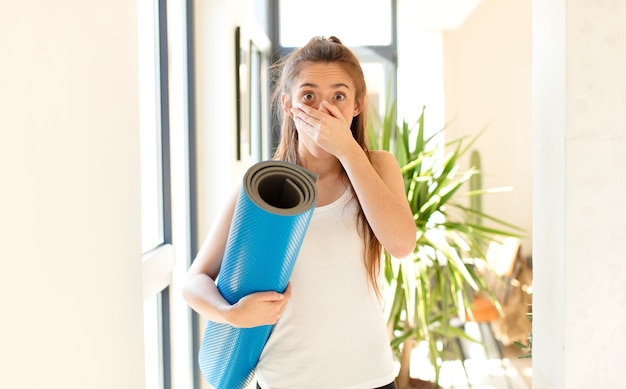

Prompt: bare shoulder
xmin=369 ymin=150 xmax=401 ymax=173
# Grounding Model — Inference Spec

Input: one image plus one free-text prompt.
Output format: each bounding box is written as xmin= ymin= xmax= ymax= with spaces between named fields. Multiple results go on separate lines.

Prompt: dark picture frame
xmin=235 ymin=26 xmax=250 ymax=161
xmin=235 ymin=25 xmax=271 ymax=162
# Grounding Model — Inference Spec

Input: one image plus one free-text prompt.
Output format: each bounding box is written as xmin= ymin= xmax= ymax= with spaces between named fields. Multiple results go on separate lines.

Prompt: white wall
xmin=0 ymin=1 xmax=145 ymax=388
xmin=443 ymin=0 xmax=533 ymax=257
xmin=533 ymin=0 xmax=626 ymax=387
xmin=193 ymin=0 xmax=266 ymax=246
xmin=396 ymin=28 xmax=445 ymax=137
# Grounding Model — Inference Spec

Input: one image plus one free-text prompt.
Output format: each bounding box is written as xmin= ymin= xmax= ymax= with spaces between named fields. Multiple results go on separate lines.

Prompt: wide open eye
xmin=301 ymin=92 xmax=315 ymax=102
xmin=333 ymin=93 xmax=347 ymax=102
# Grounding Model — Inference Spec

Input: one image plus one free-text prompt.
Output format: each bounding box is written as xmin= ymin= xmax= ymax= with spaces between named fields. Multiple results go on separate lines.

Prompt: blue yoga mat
xmin=198 ymin=160 xmax=318 ymax=389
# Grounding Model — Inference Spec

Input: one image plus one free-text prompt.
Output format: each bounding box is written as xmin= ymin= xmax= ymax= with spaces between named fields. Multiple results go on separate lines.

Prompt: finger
xmin=256 ymin=290 xmax=286 ymax=302
xmin=290 ymin=107 xmax=304 ymax=121
xmin=294 ymin=103 xmax=324 ymax=122
xmin=291 ymin=107 xmax=314 ymax=127
xmin=321 ymin=100 xmax=340 ymax=117
xmin=292 ymin=116 xmax=314 ymax=136
xmin=282 ymin=282 xmax=292 ymax=298
xmin=322 ymin=101 xmax=350 ymax=124
xmin=276 ymin=300 xmax=289 ymax=322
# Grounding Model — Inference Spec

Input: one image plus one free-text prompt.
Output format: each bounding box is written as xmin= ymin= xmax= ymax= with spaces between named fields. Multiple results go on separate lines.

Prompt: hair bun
xmin=317 ymin=36 xmax=343 ymax=45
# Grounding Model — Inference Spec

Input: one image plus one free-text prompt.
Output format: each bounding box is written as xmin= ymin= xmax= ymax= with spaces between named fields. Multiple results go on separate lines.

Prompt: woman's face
xmin=284 ymin=62 xmax=362 ymax=125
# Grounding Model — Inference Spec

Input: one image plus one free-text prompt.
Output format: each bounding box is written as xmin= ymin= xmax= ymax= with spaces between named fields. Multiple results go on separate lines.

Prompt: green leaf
xmin=369 ymin=101 xmax=525 ymax=383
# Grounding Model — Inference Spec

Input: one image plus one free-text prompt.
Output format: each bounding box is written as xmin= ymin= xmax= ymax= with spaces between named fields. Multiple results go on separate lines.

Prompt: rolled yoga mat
xmin=198 ymin=160 xmax=318 ymax=389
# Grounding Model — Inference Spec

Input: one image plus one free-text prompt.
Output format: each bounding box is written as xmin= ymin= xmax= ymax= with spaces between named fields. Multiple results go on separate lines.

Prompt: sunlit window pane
xmin=361 ymin=62 xmax=387 ymax=117
xmin=138 ymin=0 xmax=164 ymax=253
xmin=143 ymin=294 xmax=163 ymax=389
xmin=279 ymin=0 xmax=392 ymax=47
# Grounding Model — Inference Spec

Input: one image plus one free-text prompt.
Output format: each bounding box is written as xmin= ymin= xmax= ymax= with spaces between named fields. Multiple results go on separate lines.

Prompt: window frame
xmin=139 ymin=0 xmax=174 ymax=388
xmin=267 ymin=0 xmax=398 ymax=149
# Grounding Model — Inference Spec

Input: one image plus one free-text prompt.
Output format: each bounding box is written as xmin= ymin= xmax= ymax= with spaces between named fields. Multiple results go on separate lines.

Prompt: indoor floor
xmin=410 ymin=322 xmax=532 ymax=389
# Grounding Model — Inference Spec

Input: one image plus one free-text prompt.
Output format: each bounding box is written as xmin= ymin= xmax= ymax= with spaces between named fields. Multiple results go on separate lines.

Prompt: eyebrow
xmin=297 ymin=82 xmax=351 ymax=90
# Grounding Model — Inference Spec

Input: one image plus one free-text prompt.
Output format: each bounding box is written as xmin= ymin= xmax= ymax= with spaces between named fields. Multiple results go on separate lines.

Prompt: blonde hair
xmin=271 ymin=36 xmax=382 ymax=291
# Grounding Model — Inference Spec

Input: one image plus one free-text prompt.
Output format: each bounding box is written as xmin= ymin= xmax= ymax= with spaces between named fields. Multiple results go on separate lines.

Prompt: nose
xmin=316 ymin=100 xmax=329 ymax=111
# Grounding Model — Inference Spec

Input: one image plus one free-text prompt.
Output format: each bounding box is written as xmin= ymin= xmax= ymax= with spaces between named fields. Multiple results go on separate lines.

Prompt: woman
xmin=183 ymin=36 xmax=416 ymax=389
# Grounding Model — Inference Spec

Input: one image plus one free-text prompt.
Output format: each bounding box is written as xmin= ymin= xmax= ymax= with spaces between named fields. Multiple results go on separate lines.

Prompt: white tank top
xmin=256 ymin=189 xmax=396 ymax=389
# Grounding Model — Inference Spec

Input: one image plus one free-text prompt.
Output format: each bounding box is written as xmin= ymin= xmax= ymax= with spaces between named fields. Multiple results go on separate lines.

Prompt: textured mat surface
xmin=199 ymin=160 xmax=318 ymax=389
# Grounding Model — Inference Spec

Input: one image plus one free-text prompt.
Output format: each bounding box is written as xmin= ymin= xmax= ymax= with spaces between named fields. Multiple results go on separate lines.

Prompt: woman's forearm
xmin=182 ymin=273 xmax=233 ymax=324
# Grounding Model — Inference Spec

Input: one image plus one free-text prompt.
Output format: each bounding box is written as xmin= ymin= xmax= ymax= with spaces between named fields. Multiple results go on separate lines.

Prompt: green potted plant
xmin=368 ymin=103 xmax=524 ymax=389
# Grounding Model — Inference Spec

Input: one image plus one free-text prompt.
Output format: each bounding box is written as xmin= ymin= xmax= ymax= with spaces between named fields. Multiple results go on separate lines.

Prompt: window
xmin=270 ymin=0 xmax=398 ymax=146
xmin=278 ymin=0 xmax=393 ymax=47
xmin=138 ymin=1 xmax=195 ymax=388
xmin=139 ymin=0 xmax=166 ymax=254
xmin=138 ymin=0 xmax=174 ymax=388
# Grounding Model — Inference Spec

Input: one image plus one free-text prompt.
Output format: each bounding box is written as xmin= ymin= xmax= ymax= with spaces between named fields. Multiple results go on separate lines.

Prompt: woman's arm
xmin=340 ymin=148 xmax=417 ymax=258
xmin=182 ymin=185 xmax=292 ymax=328
xmin=291 ymin=100 xmax=416 ymax=258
